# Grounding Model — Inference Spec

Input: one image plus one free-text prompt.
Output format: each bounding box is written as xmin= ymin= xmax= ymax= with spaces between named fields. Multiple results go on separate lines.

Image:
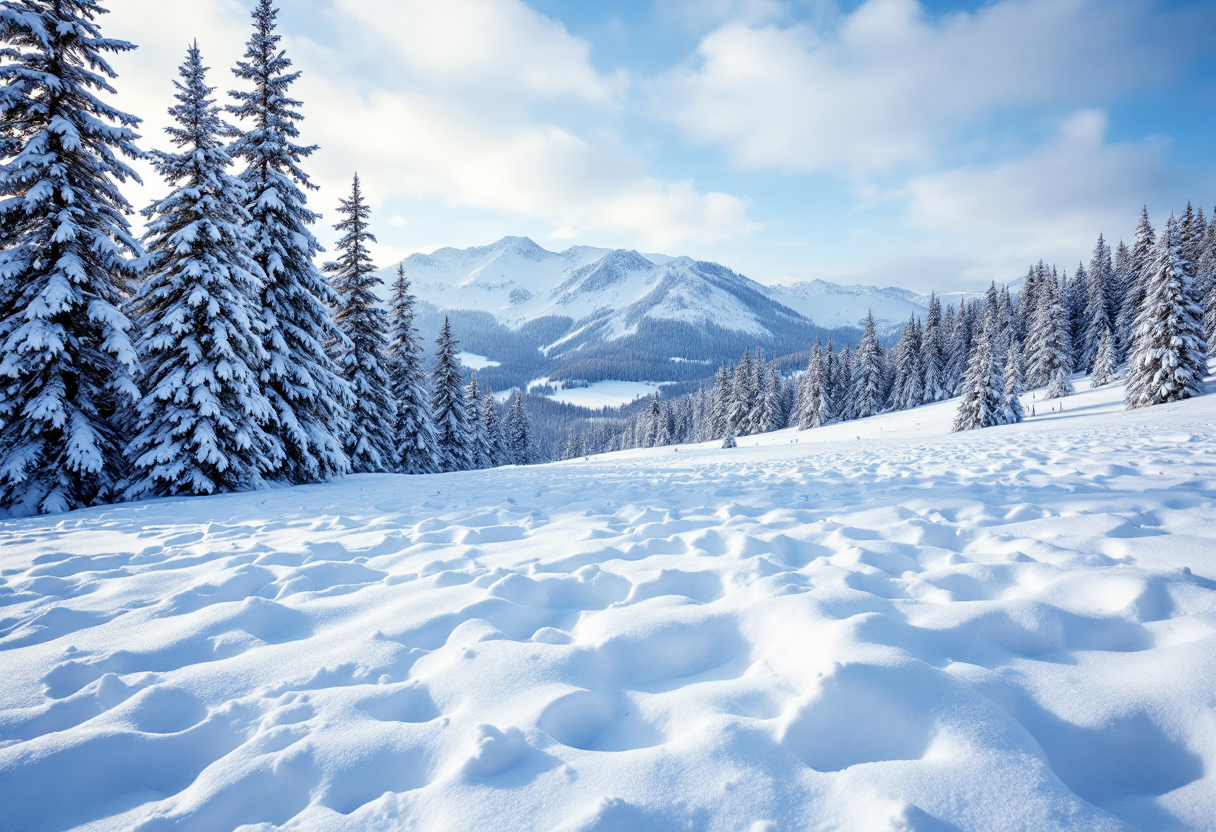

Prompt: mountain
xmin=381 ymin=237 xmax=935 ymax=402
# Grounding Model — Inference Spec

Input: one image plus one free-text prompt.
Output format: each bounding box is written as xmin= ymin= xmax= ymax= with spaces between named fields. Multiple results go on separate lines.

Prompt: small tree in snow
xmin=952 ymin=329 xmax=1005 ymax=432
xmin=431 ymin=316 xmax=470 ymax=472
xmin=1089 ymin=327 xmax=1117 ymax=389
xmin=1044 ymin=366 xmax=1075 ymax=400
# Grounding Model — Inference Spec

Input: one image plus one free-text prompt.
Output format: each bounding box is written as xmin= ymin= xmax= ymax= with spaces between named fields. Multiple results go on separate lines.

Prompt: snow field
xmin=1 ymin=376 xmax=1215 ymax=831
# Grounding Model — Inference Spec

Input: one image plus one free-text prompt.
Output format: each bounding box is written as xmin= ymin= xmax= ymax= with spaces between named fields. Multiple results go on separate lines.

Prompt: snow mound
xmin=2 ymin=377 xmax=1215 ymax=830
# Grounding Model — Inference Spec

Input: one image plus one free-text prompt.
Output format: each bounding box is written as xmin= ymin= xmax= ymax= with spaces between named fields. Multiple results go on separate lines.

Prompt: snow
xmin=455 ymin=352 xmax=500 ymax=370
xmin=2 ymin=372 xmax=1216 ymax=831
xmin=527 ymin=377 xmax=666 ymax=408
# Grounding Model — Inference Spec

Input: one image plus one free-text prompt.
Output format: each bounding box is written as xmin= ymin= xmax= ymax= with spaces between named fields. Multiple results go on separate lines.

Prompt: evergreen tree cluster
xmin=0 ymin=0 xmax=530 ymax=515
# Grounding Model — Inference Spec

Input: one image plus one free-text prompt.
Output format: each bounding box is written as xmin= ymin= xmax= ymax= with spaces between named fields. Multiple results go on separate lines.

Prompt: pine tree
xmin=821 ymin=340 xmax=839 ymax=423
xmin=709 ymin=362 xmax=731 ymax=439
xmin=850 ymin=313 xmax=886 ymax=418
xmin=481 ymin=388 xmax=504 ymax=467
xmin=1198 ymin=210 xmax=1216 ymax=353
xmin=797 ymin=342 xmax=824 ymax=429
xmin=728 ymin=348 xmax=753 ymax=436
xmin=757 ymin=360 xmax=784 ymax=433
xmin=1118 ymin=207 xmax=1155 ymax=358
xmin=1044 ymin=366 xmax=1074 ymax=399
xmin=505 ymin=390 xmax=531 ymax=464
xmin=386 ymin=264 xmax=437 ymax=474
xmin=1125 ymin=215 xmax=1208 ymax=409
xmin=229 ymin=0 xmax=351 ymax=484
xmin=1002 ymin=344 xmax=1025 ymax=424
xmin=125 ymin=43 xmax=273 ymax=499
xmin=952 ymin=327 xmax=1005 ymax=432
xmin=431 ymin=316 xmax=469 ymax=472
xmin=1089 ymin=326 xmax=1117 ymax=388
xmin=721 ymin=431 xmax=737 ymax=449
xmin=889 ymin=316 xmax=923 ymax=411
xmin=1026 ymin=272 xmax=1072 ymax=389
xmin=325 ymin=174 xmax=393 ymax=473
xmin=836 ymin=346 xmax=853 ymax=419
xmin=1081 ymin=234 xmax=1115 ymax=372
xmin=0 ymin=0 xmax=143 ymax=514
xmin=464 ymin=371 xmax=489 ymax=469
xmin=946 ymin=302 xmax=974 ymax=396
xmin=921 ymin=293 xmax=950 ymax=402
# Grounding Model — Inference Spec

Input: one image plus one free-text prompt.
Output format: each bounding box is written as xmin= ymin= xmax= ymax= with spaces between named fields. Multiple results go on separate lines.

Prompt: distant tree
xmin=1081 ymin=234 xmax=1116 ymax=371
xmin=1089 ymin=326 xmax=1117 ymax=389
xmin=921 ymin=293 xmax=950 ymax=402
xmin=709 ymin=363 xmax=731 ymax=439
xmin=481 ymin=388 xmax=505 ymax=466
xmin=1117 ymin=207 xmax=1155 ymax=357
xmin=387 ymin=264 xmax=437 ymax=474
xmin=505 ymin=390 xmax=531 ymax=464
xmin=464 ymin=371 xmax=489 ymax=468
xmin=797 ymin=342 xmax=825 ymax=429
xmin=953 ymin=327 xmax=1005 ymax=432
xmin=850 ymin=313 xmax=886 ymax=419
xmin=728 ymin=348 xmax=754 ymax=436
xmin=889 ymin=316 xmax=923 ymax=411
xmin=1026 ymin=271 xmax=1072 ymax=389
xmin=1002 ymin=347 xmax=1025 ymax=425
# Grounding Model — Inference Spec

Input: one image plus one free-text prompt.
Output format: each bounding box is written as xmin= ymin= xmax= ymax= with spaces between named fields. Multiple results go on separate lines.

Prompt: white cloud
xmin=663 ymin=0 xmax=1203 ymax=174
xmin=100 ymin=0 xmax=753 ymax=254
xmin=904 ymin=110 xmax=1175 ymax=278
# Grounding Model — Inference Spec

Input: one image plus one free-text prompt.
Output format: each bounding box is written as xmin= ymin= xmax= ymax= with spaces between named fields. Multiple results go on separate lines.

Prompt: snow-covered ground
xmin=2 ymin=375 xmax=1215 ymax=831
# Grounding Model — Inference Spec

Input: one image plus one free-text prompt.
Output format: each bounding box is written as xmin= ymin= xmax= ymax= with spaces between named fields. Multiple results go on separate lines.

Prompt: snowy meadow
xmin=2 ymin=371 xmax=1215 ymax=831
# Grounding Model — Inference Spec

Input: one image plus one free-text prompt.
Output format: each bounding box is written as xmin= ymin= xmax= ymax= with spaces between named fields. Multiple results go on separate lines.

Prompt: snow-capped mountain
xmin=763 ymin=279 xmax=929 ymax=333
xmin=384 ymin=236 xmax=926 ymax=340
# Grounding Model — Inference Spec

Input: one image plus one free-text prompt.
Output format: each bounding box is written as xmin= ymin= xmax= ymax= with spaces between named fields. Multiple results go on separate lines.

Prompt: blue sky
xmin=105 ymin=0 xmax=1216 ymax=291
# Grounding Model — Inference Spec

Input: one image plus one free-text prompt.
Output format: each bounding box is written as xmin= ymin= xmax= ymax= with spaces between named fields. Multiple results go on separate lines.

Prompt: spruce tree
xmin=952 ymin=327 xmax=1004 ymax=432
xmin=757 ymin=361 xmax=784 ymax=433
xmin=229 ymin=0 xmax=351 ymax=483
xmin=921 ymin=293 xmax=949 ymax=402
xmin=431 ymin=316 xmax=469 ymax=472
xmin=1044 ymin=366 xmax=1074 ymax=400
xmin=709 ymin=362 xmax=731 ymax=439
xmin=1002 ymin=344 xmax=1025 ymax=424
xmin=464 ymin=371 xmax=489 ymax=468
xmin=481 ymin=388 xmax=504 ymax=467
xmin=1026 ymin=272 xmax=1072 ymax=389
xmin=0 ymin=0 xmax=142 ymax=514
xmin=387 ymin=263 xmax=437 ymax=474
xmin=1082 ymin=234 xmax=1116 ymax=372
xmin=946 ymin=302 xmax=973 ymax=396
xmin=1125 ymin=215 xmax=1208 ymax=409
xmin=889 ymin=316 xmax=923 ymax=411
xmin=325 ymin=174 xmax=394 ymax=473
xmin=797 ymin=342 xmax=824 ymax=430
xmin=505 ymin=389 xmax=530 ymax=465
xmin=728 ymin=348 xmax=753 ymax=436
xmin=1117 ymin=207 xmax=1155 ymax=357
xmin=1089 ymin=326 xmax=1117 ymax=388
xmin=821 ymin=340 xmax=839 ymax=423
xmin=126 ymin=43 xmax=274 ymax=499
xmin=850 ymin=312 xmax=886 ymax=418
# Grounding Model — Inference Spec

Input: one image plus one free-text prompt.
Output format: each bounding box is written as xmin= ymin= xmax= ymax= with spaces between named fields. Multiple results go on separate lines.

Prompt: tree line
xmin=0 ymin=0 xmax=531 ymax=516
xmin=565 ymin=202 xmax=1212 ymax=453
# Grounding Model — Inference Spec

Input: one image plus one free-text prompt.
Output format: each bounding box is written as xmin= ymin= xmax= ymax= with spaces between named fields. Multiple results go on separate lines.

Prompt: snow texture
xmin=1 ymin=366 xmax=1215 ymax=831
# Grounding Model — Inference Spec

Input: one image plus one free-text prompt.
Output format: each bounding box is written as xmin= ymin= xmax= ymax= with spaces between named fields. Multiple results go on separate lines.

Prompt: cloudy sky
xmin=103 ymin=0 xmax=1216 ymax=291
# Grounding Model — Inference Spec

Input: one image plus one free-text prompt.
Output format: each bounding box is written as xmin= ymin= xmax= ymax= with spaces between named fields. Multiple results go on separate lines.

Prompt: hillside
xmin=2 ymin=372 xmax=1214 ymax=831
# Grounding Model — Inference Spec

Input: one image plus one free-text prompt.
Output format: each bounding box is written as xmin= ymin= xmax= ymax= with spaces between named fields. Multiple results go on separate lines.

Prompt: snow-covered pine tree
xmin=464 ymin=371 xmax=489 ymax=469
xmin=0 ymin=0 xmax=143 ymax=514
xmin=889 ymin=316 xmax=923 ymax=411
xmin=1026 ymin=271 xmax=1072 ymax=389
xmin=431 ymin=316 xmax=470 ymax=472
xmin=921 ymin=293 xmax=950 ymax=402
xmin=728 ymin=348 xmax=753 ymax=436
xmin=952 ymin=326 xmax=1004 ymax=432
xmin=387 ymin=264 xmax=437 ymax=474
xmin=745 ymin=348 xmax=768 ymax=435
xmin=1044 ymin=366 xmax=1074 ymax=399
xmin=1016 ymin=264 xmax=1042 ymax=344
xmin=946 ymin=302 xmax=974 ymax=396
xmin=229 ymin=0 xmax=351 ymax=484
xmin=1081 ymin=235 xmax=1116 ymax=371
xmin=1089 ymin=326 xmax=1117 ymax=388
xmin=820 ymin=340 xmax=838 ymax=423
xmin=797 ymin=342 xmax=824 ymax=429
xmin=1125 ymin=215 xmax=1208 ymax=409
xmin=850 ymin=313 xmax=886 ymax=419
xmin=721 ymin=431 xmax=737 ymax=449
xmin=325 ymin=174 xmax=394 ymax=473
xmin=1117 ymin=207 xmax=1155 ymax=357
xmin=481 ymin=388 xmax=504 ymax=466
xmin=1111 ymin=240 xmax=1132 ymax=351
xmin=505 ymin=389 xmax=531 ymax=464
xmin=710 ymin=362 xmax=731 ymax=439
xmin=1198 ymin=210 xmax=1216 ymax=352
xmin=1002 ymin=347 xmax=1025 ymax=425
xmin=561 ymin=427 xmax=581 ymax=461
xmin=836 ymin=346 xmax=853 ymax=420
xmin=757 ymin=361 xmax=784 ymax=433
xmin=644 ymin=392 xmax=662 ymax=447
xmin=125 ymin=43 xmax=273 ymax=499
